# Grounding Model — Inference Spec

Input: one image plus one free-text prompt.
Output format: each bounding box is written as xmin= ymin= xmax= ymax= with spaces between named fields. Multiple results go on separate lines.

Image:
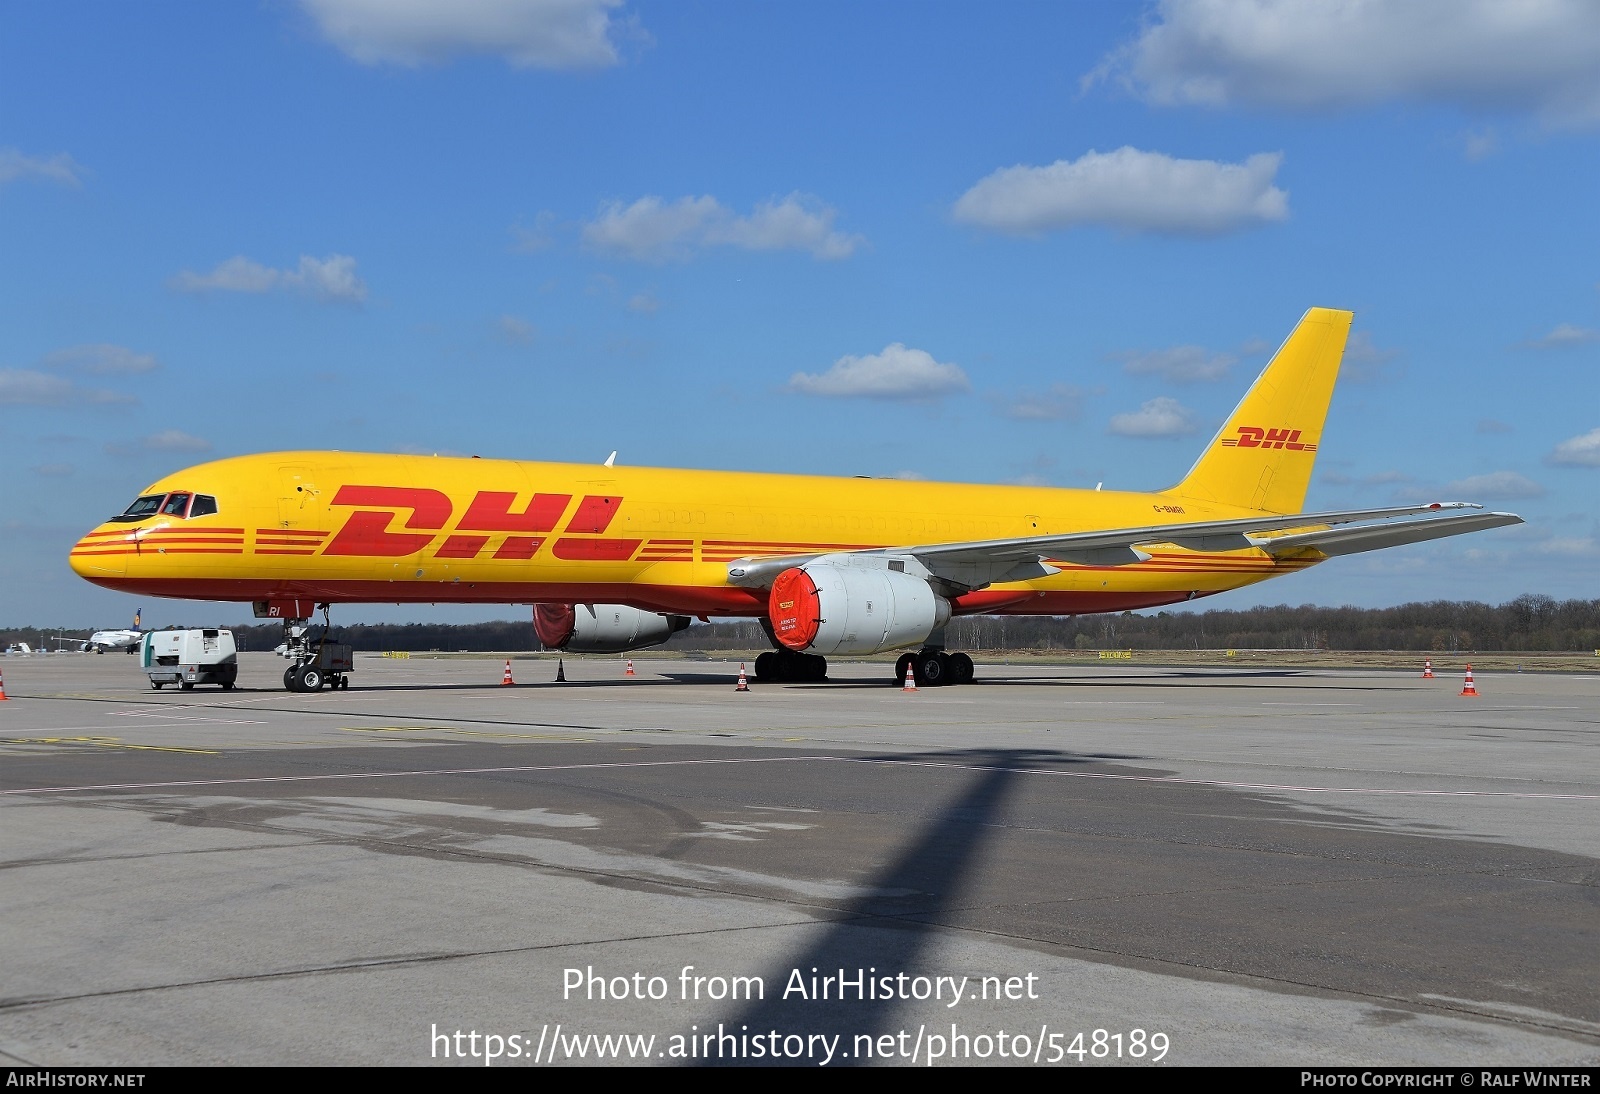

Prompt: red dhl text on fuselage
xmin=68 ymin=452 xmax=1321 ymax=616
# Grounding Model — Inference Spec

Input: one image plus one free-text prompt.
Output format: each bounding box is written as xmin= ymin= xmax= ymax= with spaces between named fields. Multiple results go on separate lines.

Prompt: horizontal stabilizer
xmin=1249 ymin=512 xmax=1524 ymax=557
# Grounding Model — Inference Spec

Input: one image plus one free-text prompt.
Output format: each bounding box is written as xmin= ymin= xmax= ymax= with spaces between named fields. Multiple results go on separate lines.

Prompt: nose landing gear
xmin=269 ymin=603 xmax=354 ymax=692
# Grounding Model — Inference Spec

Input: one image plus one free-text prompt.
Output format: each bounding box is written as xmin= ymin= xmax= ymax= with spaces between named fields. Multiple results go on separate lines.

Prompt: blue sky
xmin=3 ymin=1 xmax=1597 ymax=628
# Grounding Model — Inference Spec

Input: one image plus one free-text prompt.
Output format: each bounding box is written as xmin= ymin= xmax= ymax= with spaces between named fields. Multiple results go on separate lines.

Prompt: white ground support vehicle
xmin=141 ymin=628 xmax=239 ymax=690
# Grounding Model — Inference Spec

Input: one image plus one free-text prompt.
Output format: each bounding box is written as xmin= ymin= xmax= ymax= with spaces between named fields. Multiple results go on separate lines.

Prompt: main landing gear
xmin=749 ymin=647 xmax=976 ymax=686
xmin=753 ymin=649 xmax=828 ymax=683
xmin=894 ymin=649 xmax=975 ymax=687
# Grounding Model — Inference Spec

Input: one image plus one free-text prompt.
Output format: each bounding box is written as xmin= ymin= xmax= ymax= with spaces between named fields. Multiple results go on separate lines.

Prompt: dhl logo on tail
xmin=1218 ymin=426 xmax=1318 ymax=452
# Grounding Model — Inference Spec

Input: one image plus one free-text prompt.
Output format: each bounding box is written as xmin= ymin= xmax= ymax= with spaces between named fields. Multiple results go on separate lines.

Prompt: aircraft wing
xmin=727 ymin=502 xmax=1523 ymax=592
xmin=1244 ymin=510 xmax=1522 ymax=557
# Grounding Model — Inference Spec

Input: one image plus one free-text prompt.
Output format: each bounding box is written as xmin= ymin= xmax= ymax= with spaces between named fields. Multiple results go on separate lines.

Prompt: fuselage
xmin=69 ymin=451 xmax=1321 ymax=617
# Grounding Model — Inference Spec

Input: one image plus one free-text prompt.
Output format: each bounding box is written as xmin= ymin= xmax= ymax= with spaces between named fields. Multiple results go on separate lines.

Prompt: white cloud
xmin=302 ymin=0 xmax=628 ymax=69
xmin=29 ymin=463 xmax=75 ymax=478
xmin=1113 ymin=344 xmax=1236 ymax=383
xmin=627 ymin=292 xmax=659 ymax=314
xmin=171 ymin=254 xmax=367 ymax=302
xmin=1439 ymin=471 xmax=1546 ymax=500
xmin=583 ymin=193 xmax=862 ymax=261
xmin=0 ymin=148 xmax=84 ymax=188
xmin=1463 ymin=128 xmax=1498 ymax=161
xmin=1322 ymin=466 xmax=1417 ymax=489
xmin=498 ymin=315 xmax=535 ymax=344
xmin=1341 ymin=330 xmax=1402 ymax=383
xmin=42 ymin=343 xmax=159 ymax=375
xmin=992 ymin=383 xmax=1088 ymax=421
xmin=787 ymin=344 xmax=968 ymax=400
xmin=289 ymin=254 xmax=366 ymax=300
xmin=0 ymin=369 xmax=134 ymax=407
xmin=1536 ymin=536 xmax=1599 ymax=557
xmin=1524 ymin=323 xmax=1600 ymax=348
xmin=1548 ymin=427 xmax=1600 ymax=467
xmin=1108 ymin=396 xmax=1200 ymax=437
xmin=510 ymin=211 xmax=559 ymax=252
xmin=1092 ymin=0 xmax=1600 ymax=127
xmin=1361 ymin=470 xmax=1412 ymax=486
xmin=142 ymin=430 xmax=213 ymax=453
xmin=953 ymin=147 xmax=1287 ymax=237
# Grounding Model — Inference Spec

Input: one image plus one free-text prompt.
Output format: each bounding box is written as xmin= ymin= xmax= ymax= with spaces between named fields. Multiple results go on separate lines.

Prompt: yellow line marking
xmin=0 ymin=736 xmax=220 ymax=755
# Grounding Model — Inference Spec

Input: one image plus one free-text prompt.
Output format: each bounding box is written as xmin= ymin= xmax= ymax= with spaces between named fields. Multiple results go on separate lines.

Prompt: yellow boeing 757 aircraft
xmin=70 ymin=308 xmax=1521 ymax=690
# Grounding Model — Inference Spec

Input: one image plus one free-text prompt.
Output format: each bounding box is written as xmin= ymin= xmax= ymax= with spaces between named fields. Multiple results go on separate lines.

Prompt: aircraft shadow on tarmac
xmin=689 ymin=742 xmax=1600 ymax=1065
xmin=707 ymin=746 xmax=1031 ymax=1066
xmin=202 ymin=669 xmax=1411 ymax=694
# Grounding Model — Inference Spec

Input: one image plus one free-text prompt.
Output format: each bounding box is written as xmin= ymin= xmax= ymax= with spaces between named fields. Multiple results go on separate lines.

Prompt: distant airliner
xmin=50 ymin=609 xmax=144 ymax=654
xmin=70 ymin=309 xmax=1521 ymax=691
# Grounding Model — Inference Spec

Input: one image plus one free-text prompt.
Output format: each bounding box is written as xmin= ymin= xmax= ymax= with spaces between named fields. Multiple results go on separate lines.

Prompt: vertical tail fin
xmin=1165 ymin=307 xmax=1352 ymax=514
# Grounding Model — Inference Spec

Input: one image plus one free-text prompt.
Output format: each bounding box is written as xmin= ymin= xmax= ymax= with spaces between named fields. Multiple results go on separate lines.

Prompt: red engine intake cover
xmin=532 ymin=603 xmax=576 ymax=649
xmin=768 ymin=567 xmax=820 ymax=651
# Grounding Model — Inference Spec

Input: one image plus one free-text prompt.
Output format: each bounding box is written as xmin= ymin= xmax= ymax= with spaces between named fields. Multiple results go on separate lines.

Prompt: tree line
xmin=8 ymin=596 xmax=1596 ymax=653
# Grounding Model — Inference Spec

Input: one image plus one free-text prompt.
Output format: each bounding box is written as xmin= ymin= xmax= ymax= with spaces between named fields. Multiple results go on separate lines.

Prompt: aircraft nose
xmin=69 ymin=526 xmax=129 ymax=582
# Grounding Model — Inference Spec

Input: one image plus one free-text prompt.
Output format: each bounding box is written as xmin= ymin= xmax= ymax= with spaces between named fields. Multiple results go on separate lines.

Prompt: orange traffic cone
xmin=556 ymin=658 xmax=566 ymax=682
xmin=1422 ymin=659 xmax=1434 ymax=679
xmin=625 ymin=659 xmax=636 ymax=676
xmin=0 ymin=668 xmax=8 ymax=700
xmin=736 ymin=663 xmax=750 ymax=692
xmin=1461 ymin=664 xmax=1478 ymax=697
xmin=501 ymin=659 xmax=515 ymax=686
xmin=903 ymin=661 xmax=917 ymax=693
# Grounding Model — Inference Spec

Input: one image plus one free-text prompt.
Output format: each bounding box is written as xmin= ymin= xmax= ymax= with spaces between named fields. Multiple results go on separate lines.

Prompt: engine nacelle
xmin=768 ymin=563 xmax=950 ymax=656
xmin=533 ymin=603 xmax=690 ymax=653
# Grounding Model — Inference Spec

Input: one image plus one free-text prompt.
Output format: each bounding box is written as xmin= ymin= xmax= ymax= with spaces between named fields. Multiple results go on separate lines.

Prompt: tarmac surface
xmin=1 ymin=651 xmax=1596 ymax=1067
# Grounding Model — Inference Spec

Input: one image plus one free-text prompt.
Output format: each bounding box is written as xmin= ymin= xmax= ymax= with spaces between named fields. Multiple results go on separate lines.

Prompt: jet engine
xmin=533 ymin=603 xmax=691 ymax=653
xmin=767 ymin=564 xmax=950 ymax=656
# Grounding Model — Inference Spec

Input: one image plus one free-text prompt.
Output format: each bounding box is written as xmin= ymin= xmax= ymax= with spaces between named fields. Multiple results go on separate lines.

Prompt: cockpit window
xmin=110 ymin=494 xmax=165 ymax=523
xmin=160 ymin=492 xmax=192 ymax=517
xmin=189 ymin=495 xmax=219 ymax=517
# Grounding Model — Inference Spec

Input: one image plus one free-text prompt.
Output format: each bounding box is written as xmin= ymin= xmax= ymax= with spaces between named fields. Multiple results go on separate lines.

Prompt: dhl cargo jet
xmin=70 ymin=308 xmax=1522 ymax=691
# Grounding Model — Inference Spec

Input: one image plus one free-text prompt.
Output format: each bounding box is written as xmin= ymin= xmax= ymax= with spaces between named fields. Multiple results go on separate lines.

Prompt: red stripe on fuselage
xmin=68 ymin=575 xmax=1240 ymax=619
xmin=564 ymin=496 xmax=622 ymax=534
xmin=551 ymin=538 xmax=642 ymax=561
xmin=493 ymin=536 xmax=544 ymax=560
xmin=436 ymin=535 xmax=489 ymax=558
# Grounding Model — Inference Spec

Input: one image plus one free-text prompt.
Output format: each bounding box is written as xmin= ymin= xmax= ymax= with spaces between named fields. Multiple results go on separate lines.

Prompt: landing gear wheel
xmin=765 ymin=650 xmax=827 ymax=682
xmin=916 ymin=650 xmax=949 ymax=687
xmin=949 ymin=652 xmax=975 ymax=686
xmin=284 ymin=667 xmax=300 ymax=692
xmin=298 ymin=665 xmax=325 ymax=692
xmin=894 ymin=653 xmax=915 ymax=686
